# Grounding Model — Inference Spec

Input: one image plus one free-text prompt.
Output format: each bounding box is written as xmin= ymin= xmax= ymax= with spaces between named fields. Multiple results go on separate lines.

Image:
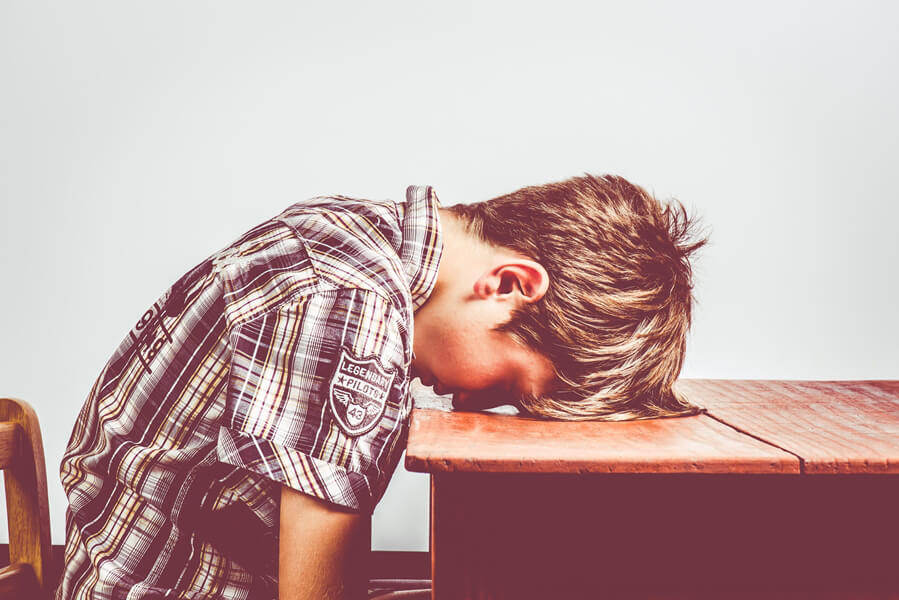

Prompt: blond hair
xmin=447 ymin=174 xmax=707 ymax=421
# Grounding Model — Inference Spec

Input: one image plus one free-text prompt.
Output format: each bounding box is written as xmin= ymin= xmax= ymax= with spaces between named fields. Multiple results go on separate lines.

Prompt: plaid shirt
xmin=57 ymin=186 xmax=443 ymax=600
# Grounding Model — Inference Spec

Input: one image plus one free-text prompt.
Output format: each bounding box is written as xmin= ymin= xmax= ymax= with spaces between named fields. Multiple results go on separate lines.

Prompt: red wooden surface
xmin=405 ymin=410 xmax=799 ymax=474
xmin=678 ymin=380 xmax=899 ymax=473
xmin=409 ymin=381 xmax=899 ymax=599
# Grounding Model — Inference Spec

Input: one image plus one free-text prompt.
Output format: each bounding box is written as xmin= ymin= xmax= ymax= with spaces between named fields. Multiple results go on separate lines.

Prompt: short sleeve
xmin=217 ymin=287 xmax=410 ymax=512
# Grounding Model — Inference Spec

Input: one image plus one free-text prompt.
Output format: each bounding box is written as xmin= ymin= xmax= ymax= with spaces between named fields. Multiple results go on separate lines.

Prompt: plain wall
xmin=2 ymin=0 xmax=897 ymax=551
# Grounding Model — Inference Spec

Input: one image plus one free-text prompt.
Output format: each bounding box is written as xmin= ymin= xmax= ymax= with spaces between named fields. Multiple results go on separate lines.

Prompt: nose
xmin=451 ymin=390 xmax=479 ymax=411
xmin=452 ymin=388 xmax=514 ymax=412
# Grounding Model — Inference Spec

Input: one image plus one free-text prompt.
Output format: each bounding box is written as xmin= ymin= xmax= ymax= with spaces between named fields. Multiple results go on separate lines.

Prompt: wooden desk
xmin=405 ymin=380 xmax=899 ymax=599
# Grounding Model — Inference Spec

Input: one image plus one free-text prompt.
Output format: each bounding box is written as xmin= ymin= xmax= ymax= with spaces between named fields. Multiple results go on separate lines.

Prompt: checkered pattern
xmin=56 ymin=187 xmax=443 ymax=600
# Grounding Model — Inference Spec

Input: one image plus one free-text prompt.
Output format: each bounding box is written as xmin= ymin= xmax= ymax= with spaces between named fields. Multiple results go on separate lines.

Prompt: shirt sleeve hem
xmin=216 ymin=426 xmax=374 ymax=512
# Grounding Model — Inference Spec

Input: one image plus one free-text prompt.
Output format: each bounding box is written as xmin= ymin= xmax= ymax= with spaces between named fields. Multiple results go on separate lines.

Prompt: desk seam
xmin=703 ymin=411 xmax=807 ymax=474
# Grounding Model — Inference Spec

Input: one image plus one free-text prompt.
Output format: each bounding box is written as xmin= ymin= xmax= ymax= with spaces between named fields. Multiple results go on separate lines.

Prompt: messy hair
xmin=447 ymin=174 xmax=707 ymax=421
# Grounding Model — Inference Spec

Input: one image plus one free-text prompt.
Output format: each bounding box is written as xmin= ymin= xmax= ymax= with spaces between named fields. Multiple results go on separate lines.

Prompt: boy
xmin=57 ymin=174 xmax=705 ymax=599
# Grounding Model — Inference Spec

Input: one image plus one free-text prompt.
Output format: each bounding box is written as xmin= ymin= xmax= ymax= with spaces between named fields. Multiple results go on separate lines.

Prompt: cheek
xmin=437 ymin=341 xmax=504 ymax=389
xmin=432 ymin=321 xmax=478 ymax=361
xmin=436 ymin=333 xmax=477 ymax=370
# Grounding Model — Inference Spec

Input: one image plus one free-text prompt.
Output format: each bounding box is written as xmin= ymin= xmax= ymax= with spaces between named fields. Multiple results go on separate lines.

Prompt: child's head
xmin=443 ymin=173 xmax=706 ymax=421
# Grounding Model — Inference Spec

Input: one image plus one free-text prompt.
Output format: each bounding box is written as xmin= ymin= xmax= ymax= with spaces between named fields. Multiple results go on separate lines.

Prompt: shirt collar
xmin=398 ymin=185 xmax=443 ymax=311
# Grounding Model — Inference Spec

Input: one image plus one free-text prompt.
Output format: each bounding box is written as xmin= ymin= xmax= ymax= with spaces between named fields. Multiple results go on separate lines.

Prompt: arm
xmin=279 ymin=484 xmax=369 ymax=600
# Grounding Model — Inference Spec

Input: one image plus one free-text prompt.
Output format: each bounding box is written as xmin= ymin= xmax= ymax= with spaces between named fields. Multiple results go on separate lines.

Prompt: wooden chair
xmin=0 ymin=398 xmax=51 ymax=600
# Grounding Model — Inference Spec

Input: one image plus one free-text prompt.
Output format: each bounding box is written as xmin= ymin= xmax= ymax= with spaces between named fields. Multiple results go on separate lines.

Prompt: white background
xmin=2 ymin=1 xmax=898 ymax=550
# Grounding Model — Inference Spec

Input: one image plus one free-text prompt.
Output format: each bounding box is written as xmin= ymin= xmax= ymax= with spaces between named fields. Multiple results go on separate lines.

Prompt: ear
xmin=473 ymin=259 xmax=549 ymax=304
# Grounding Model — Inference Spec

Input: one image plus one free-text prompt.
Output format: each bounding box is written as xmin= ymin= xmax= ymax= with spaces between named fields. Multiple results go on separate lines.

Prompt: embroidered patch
xmin=329 ymin=349 xmax=397 ymax=437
